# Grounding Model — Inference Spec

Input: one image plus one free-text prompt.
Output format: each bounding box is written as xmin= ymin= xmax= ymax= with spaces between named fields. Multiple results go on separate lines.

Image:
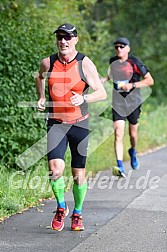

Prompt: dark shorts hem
xmin=112 ymin=106 xmax=141 ymax=125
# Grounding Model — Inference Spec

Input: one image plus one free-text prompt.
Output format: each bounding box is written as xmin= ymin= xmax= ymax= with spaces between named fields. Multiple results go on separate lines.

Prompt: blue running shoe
xmin=112 ymin=166 xmax=126 ymax=178
xmin=128 ymin=148 xmax=139 ymax=170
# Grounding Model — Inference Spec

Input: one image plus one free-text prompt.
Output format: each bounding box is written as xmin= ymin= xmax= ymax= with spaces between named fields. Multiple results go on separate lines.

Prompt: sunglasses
xmin=115 ymin=45 xmax=126 ymax=50
xmin=56 ymin=34 xmax=74 ymax=41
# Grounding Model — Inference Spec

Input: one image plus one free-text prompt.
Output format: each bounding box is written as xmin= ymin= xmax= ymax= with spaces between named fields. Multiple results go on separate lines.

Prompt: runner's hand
xmin=70 ymin=91 xmax=84 ymax=106
xmin=37 ymin=98 xmax=46 ymax=111
xmin=120 ymin=83 xmax=133 ymax=91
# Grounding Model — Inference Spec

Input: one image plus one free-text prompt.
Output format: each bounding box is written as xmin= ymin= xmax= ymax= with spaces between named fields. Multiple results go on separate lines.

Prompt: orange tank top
xmin=48 ymin=52 xmax=89 ymax=122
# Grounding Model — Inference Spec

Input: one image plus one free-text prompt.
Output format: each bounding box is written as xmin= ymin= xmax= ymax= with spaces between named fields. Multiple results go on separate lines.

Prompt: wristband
xmin=132 ymin=82 xmax=136 ymax=88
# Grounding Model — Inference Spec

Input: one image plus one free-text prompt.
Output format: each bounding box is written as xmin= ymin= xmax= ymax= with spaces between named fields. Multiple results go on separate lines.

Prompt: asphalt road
xmin=0 ymin=146 xmax=167 ymax=252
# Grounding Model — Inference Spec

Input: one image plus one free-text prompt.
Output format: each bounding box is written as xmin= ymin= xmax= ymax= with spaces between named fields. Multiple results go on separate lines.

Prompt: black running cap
xmin=114 ymin=37 xmax=130 ymax=46
xmin=53 ymin=23 xmax=77 ymax=36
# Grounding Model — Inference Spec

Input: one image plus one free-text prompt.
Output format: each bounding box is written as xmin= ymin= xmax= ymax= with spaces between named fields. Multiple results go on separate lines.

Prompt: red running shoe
xmin=71 ymin=213 xmax=85 ymax=231
xmin=51 ymin=204 xmax=69 ymax=231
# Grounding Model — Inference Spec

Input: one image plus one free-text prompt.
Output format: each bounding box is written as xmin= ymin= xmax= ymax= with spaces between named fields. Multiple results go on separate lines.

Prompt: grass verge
xmin=0 ymin=104 xmax=167 ymax=220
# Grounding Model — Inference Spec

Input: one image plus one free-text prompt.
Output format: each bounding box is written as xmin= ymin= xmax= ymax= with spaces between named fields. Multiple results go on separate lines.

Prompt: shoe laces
xmin=54 ymin=208 xmax=65 ymax=222
xmin=71 ymin=214 xmax=82 ymax=225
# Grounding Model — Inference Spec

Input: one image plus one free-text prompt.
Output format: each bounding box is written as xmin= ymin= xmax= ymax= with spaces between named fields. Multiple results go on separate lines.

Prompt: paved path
xmin=0 ymin=146 xmax=167 ymax=252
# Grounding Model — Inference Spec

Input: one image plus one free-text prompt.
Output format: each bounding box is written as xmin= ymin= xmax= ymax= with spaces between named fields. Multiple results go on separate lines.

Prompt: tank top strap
xmin=48 ymin=53 xmax=58 ymax=77
xmin=76 ymin=52 xmax=87 ymax=83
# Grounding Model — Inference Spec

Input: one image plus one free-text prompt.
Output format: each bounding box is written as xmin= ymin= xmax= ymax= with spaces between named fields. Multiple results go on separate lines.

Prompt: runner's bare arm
xmin=133 ymin=72 xmax=154 ymax=88
xmin=82 ymin=56 xmax=107 ymax=103
xmin=121 ymin=72 xmax=154 ymax=92
xmin=100 ymin=76 xmax=110 ymax=84
xmin=35 ymin=57 xmax=50 ymax=111
xmin=70 ymin=56 xmax=107 ymax=106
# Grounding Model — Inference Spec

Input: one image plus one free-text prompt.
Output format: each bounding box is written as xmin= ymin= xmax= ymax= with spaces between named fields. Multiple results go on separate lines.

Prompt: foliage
xmin=0 ymin=1 xmax=52 ymax=166
xmin=0 ymin=0 xmax=167 ymax=219
xmin=0 ymin=0 xmax=167 ymax=169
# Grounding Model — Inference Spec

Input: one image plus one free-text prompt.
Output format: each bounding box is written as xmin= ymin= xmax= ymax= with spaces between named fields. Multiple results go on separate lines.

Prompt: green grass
xmin=0 ymin=103 xmax=167 ymax=220
xmin=87 ymin=103 xmax=167 ymax=172
xmin=0 ymin=161 xmax=52 ymax=221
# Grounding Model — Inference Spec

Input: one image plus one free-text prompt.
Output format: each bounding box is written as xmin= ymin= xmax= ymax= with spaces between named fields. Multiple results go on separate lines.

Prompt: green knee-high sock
xmin=51 ymin=176 xmax=65 ymax=208
xmin=73 ymin=181 xmax=87 ymax=214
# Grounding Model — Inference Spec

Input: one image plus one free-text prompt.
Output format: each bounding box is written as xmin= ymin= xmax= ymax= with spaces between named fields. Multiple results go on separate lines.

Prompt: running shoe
xmin=51 ymin=203 xmax=69 ymax=231
xmin=128 ymin=148 xmax=139 ymax=170
xmin=112 ymin=166 xmax=126 ymax=178
xmin=71 ymin=213 xmax=85 ymax=231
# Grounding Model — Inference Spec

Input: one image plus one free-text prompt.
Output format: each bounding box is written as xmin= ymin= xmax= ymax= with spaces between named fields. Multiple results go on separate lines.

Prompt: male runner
xmin=35 ymin=23 xmax=107 ymax=231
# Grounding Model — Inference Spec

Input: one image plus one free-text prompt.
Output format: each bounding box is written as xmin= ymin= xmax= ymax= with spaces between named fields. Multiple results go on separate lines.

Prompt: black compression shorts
xmin=112 ymin=105 xmax=141 ymax=125
xmin=47 ymin=118 xmax=89 ymax=168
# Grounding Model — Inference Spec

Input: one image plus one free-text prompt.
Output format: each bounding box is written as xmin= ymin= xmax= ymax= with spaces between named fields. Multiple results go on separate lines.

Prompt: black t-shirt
xmin=108 ymin=55 xmax=150 ymax=105
xmin=109 ymin=55 xmax=149 ymax=83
